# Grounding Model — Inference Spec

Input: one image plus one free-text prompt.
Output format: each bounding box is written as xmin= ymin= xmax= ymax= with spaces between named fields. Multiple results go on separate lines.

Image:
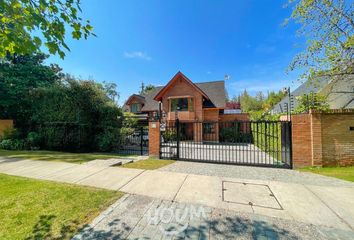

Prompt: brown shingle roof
xmin=140 ymin=86 xmax=164 ymax=111
xmin=195 ymin=81 xmax=226 ymax=108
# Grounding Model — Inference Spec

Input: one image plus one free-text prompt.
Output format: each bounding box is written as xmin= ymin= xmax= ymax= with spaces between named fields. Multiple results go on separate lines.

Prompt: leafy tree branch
xmin=286 ymin=0 xmax=353 ymax=80
xmin=0 ymin=0 xmax=94 ymax=58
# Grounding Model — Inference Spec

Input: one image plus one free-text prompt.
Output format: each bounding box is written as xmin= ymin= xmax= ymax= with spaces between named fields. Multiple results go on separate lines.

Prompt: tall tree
xmin=237 ymin=89 xmax=264 ymax=112
xmin=102 ymin=81 xmax=119 ymax=102
xmin=286 ymin=0 xmax=353 ymax=80
xmin=0 ymin=54 xmax=62 ymax=132
xmin=140 ymin=84 xmax=155 ymax=95
xmin=0 ymin=0 xmax=94 ymax=58
xmin=262 ymin=90 xmax=287 ymax=111
xmin=32 ymin=75 xmax=123 ymax=151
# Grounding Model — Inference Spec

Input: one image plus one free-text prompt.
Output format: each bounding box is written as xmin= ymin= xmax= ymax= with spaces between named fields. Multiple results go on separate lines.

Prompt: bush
xmin=1 ymin=127 xmax=20 ymax=141
xmin=95 ymin=128 xmax=121 ymax=152
xmin=219 ymin=125 xmax=253 ymax=143
xmin=26 ymin=132 xmax=42 ymax=150
xmin=0 ymin=139 xmax=28 ymax=150
xmin=161 ymin=129 xmax=177 ymax=142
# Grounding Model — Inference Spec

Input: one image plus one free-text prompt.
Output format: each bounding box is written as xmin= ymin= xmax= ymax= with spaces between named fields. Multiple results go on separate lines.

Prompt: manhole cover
xmin=222 ymin=181 xmax=282 ymax=210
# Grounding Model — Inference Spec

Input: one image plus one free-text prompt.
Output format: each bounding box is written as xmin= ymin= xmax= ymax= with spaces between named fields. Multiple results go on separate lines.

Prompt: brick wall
xmin=321 ymin=112 xmax=354 ymax=166
xmin=292 ymin=110 xmax=354 ymax=168
xmin=203 ymin=109 xmax=219 ymax=121
xmin=0 ymin=120 xmax=13 ymax=138
xmin=148 ymin=121 xmax=160 ymax=157
xmin=219 ymin=113 xmax=250 ymax=122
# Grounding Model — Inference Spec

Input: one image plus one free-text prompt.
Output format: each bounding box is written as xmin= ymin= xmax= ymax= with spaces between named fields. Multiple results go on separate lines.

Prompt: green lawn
xmin=121 ymin=158 xmax=175 ymax=170
xmin=0 ymin=150 xmax=132 ymax=164
xmin=299 ymin=166 xmax=354 ymax=182
xmin=0 ymin=173 xmax=123 ymax=240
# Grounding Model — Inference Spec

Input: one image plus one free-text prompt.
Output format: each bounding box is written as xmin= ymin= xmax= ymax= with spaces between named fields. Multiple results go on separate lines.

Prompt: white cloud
xmin=123 ymin=51 xmax=152 ymax=61
xmin=206 ymin=71 xmax=212 ymax=74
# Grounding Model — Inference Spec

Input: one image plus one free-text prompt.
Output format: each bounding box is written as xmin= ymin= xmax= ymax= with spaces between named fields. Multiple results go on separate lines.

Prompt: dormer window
xmin=131 ymin=103 xmax=141 ymax=113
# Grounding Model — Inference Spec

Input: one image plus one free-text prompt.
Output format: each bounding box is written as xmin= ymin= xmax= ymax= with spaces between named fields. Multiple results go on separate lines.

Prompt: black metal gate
xmin=160 ymin=120 xmax=292 ymax=168
xmin=117 ymin=123 xmax=149 ymax=155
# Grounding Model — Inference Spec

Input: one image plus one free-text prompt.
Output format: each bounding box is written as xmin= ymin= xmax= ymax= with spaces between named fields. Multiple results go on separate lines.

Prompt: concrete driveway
xmin=1 ymin=157 xmax=354 ymax=239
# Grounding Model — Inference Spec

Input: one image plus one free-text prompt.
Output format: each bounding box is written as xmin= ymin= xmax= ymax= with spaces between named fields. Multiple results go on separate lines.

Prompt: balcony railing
xmin=167 ymin=111 xmax=195 ymax=121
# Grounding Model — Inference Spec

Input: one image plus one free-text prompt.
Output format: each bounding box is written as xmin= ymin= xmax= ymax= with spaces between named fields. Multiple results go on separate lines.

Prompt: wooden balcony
xmin=167 ymin=111 xmax=196 ymax=121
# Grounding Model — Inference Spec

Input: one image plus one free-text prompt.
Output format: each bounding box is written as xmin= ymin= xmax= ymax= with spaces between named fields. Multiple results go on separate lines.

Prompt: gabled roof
xmin=125 ymin=94 xmax=145 ymax=105
xmin=126 ymin=72 xmax=227 ymax=112
xmin=141 ymin=86 xmax=164 ymax=112
xmin=154 ymin=71 xmax=210 ymax=101
xmin=195 ymin=81 xmax=226 ymax=108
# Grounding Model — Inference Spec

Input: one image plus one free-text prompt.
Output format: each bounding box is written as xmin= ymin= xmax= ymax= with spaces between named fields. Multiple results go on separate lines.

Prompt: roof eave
xmin=153 ymin=71 xmax=210 ymax=101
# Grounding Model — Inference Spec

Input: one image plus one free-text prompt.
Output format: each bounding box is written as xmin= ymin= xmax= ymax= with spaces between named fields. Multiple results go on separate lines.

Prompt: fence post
xmin=140 ymin=126 xmax=143 ymax=155
xmin=281 ymin=121 xmax=292 ymax=168
xmin=289 ymin=121 xmax=293 ymax=169
xmin=264 ymin=123 xmax=268 ymax=150
xmin=176 ymin=118 xmax=180 ymax=159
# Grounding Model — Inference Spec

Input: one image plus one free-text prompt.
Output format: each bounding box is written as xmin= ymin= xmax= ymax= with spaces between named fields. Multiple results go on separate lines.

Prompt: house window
xmin=203 ymin=123 xmax=215 ymax=134
xmin=170 ymin=98 xmax=193 ymax=111
xmin=131 ymin=103 xmax=140 ymax=113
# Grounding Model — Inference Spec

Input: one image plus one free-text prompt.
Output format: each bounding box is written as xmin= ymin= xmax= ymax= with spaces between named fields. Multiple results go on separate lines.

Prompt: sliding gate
xmin=160 ymin=120 xmax=292 ymax=168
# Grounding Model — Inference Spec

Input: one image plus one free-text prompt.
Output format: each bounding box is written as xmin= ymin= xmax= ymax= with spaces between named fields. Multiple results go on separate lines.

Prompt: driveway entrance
xmin=160 ymin=120 xmax=292 ymax=168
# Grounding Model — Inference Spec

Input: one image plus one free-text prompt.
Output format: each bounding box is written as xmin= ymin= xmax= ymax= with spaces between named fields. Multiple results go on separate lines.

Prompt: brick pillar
xmin=215 ymin=122 xmax=219 ymax=142
xmin=193 ymin=122 xmax=203 ymax=142
xmin=149 ymin=121 xmax=160 ymax=158
xmin=310 ymin=112 xmax=323 ymax=166
xmin=292 ymin=114 xmax=312 ymax=168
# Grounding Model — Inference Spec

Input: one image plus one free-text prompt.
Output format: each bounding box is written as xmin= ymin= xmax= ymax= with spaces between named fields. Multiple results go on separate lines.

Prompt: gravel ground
xmin=160 ymin=161 xmax=354 ymax=187
xmin=75 ymin=194 xmax=354 ymax=240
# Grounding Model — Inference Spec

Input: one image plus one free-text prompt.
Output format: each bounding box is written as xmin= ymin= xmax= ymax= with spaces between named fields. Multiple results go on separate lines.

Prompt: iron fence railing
xmin=160 ymin=119 xmax=292 ymax=168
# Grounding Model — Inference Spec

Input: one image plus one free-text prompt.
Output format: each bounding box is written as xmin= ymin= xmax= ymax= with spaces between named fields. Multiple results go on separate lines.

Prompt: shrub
xmin=162 ymin=129 xmax=177 ymax=142
xmin=219 ymin=125 xmax=253 ymax=143
xmin=95 ymin=128 xmax=121 ymax=152
xmin=1 ymin=127 xmax=20 ymax=141
xmin=26 ymin=132 xmax=42 ymax=150
xmin=0 ymin=139 xmax=28 ymax=150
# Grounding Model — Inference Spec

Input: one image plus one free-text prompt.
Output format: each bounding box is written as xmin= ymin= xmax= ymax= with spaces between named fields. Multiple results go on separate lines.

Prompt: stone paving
xmin=74 ymin=194 xmax=354 ymax=240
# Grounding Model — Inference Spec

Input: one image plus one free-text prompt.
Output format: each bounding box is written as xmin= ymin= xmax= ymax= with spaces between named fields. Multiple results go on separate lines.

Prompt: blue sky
xmin=48 ymin=0 xmax=305 ymax=105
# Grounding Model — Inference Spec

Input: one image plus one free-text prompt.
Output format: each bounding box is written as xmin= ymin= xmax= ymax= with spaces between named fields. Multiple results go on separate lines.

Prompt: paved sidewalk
xmin=0 ymin=157 xmax=354 ymax=236
xmin=74 ymin=194 xmax=354 ymax=240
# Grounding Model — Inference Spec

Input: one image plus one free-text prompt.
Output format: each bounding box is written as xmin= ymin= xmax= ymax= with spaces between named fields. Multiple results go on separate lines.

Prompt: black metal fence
xmin=39 ymin=122 xmax=91 ymax=152
xmin=160 ymin=119 xmax=292 ymax=168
